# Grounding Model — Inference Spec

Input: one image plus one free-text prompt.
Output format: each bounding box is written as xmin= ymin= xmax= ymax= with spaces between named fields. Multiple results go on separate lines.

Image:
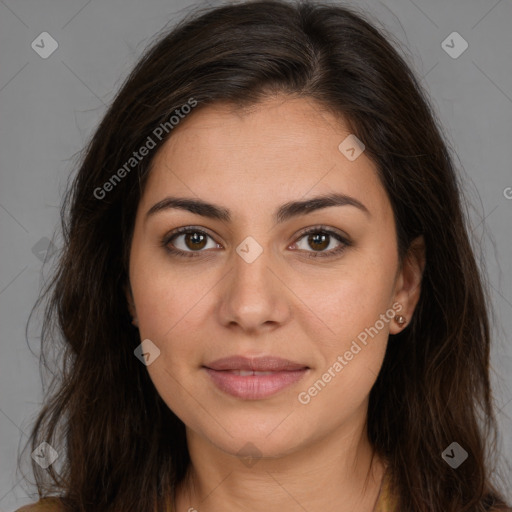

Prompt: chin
xmin=192 ymin=412 xmax=313 ymax=458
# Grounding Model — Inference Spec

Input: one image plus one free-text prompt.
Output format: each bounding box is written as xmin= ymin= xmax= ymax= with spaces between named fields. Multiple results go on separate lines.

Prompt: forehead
xmin=140 ymin=96 xmax=392 ymax=224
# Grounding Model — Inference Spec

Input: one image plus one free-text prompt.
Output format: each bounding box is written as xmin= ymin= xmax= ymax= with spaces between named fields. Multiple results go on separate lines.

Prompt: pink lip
xmin=203 ymin=355 xmax=309 ymax=400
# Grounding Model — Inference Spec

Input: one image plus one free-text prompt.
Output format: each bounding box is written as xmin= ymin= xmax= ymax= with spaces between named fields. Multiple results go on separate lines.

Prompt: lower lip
xmin=203 ymin=368 xmax=308 ymax=400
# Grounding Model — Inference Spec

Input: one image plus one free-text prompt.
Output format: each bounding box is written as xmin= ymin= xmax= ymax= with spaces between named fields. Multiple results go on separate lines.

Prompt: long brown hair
xmin=20 ymin=1 xmax=510 ymax=510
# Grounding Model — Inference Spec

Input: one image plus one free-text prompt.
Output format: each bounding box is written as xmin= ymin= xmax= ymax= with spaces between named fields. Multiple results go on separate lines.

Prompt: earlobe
xmin=124 ymin=283 xmax=139 ymax=327
xmin=390 ymin=235 xmax=426 ymax=333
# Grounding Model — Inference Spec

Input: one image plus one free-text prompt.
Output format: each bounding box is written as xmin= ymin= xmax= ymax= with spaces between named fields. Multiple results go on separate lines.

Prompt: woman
xmin=17 ymin=0 xmax=510 ymax=510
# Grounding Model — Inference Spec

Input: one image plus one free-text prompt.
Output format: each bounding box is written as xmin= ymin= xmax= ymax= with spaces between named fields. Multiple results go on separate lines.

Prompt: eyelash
xmin=162 ymin=225 xmax=351 ymax=260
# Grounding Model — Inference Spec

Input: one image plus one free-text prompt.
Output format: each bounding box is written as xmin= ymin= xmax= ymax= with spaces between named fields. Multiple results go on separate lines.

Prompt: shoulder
xmin=14 ymin=497 xmax=65 ymax=511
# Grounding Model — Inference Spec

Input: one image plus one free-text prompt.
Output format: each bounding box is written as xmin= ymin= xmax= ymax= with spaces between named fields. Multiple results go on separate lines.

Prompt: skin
xmin=127 ymin=95 xmax=425 ymax=512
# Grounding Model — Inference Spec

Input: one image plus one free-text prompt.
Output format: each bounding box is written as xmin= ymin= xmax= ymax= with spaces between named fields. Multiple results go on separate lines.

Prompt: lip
xmin=203 ymin=355 xmax=309 ymax=400
xmin=205 ymin=355 xmax=308 ymax=372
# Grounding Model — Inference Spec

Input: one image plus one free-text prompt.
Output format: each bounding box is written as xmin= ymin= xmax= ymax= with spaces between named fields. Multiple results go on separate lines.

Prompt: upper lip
xmin=204 ymin=356 xmax=309 ymax=372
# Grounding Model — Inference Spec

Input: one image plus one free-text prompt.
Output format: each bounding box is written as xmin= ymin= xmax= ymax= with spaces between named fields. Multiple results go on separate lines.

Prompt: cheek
xmin=294 ymin=249 xmax=396 ymax=407
xmin=134 ymin=283 xmax=206 ymax=371
xmin=296 ymin=275 xmax=392 ymax=419
xmin=132 ymin=269 xmax=205 ymax=422
xmin=302 ymin=256 xmax=397 ymax=344
xmin=130 ymin=242 xmax=206 ymax=336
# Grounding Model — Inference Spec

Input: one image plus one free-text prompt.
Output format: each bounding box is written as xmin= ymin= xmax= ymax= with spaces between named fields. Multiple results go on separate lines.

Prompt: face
xmin=127 ymin=96 xmax=422 ymax=460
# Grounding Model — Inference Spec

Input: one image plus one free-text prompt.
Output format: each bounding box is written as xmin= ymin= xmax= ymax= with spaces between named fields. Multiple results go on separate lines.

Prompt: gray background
xmin=0 ymin=0 xmax=511 ymax=509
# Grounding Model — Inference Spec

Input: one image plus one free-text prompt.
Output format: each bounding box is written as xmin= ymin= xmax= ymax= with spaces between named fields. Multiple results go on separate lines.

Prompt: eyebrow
xmin=145 ymin=192 xmax=370 ymax=224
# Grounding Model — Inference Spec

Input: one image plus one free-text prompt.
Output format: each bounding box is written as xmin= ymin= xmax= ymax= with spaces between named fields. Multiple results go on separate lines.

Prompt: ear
xmin=389 ymin=235 xmax=425 ymax=334
xmin=124 ymin=282 xmax=139 ymax=327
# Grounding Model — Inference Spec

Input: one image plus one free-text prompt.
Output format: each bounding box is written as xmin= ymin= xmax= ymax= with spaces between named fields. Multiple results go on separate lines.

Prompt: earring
xmin=394 ymin=314 xmax=407 ymax=327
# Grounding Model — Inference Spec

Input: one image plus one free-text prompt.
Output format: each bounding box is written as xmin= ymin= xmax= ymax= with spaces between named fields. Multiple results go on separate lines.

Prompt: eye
xmin=162 ymin=226 xmax=220 ymax=258
xmin=291 ymin=226 xmax=351 ymax=259
xmin=162 ymin=225 xmax=351 ymax=259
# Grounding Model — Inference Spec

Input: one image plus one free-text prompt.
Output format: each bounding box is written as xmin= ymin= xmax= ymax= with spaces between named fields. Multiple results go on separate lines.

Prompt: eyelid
xmin=294 ymin=224 xmax=349 ymax=240
xmin=162 ymin=225 xmax=219 ymax=246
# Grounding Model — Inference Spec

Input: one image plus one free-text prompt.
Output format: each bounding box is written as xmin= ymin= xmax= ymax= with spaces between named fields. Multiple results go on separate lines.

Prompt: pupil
xmin=309 ymin=233 xmax=328 ymax=251
xmin=186 ymin=232 xmax=206 ymax=250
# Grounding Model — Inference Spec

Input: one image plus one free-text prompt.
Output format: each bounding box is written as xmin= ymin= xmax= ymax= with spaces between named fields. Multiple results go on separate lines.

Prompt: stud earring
xmin=394 ymin=314 xmax=407 ymax=327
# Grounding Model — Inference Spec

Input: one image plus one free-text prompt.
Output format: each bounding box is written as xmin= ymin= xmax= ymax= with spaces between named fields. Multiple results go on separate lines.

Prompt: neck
xmin=174 ymin=420 xmax=386 ymax=512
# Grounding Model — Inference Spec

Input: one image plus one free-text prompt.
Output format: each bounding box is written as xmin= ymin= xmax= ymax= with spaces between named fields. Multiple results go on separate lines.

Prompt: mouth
xmin=218 ymin=370 xmax=283 ymax=376
xmin=203 ymin=355 xmax=310 ymax=400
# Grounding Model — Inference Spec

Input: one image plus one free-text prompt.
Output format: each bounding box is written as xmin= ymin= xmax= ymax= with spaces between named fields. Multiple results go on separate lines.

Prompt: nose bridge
xmin=231 ymin=235 xmax=277 ymax=304
xmin=218 ymin=234 xmax=290 ymax=330
xmin=235 ymin=239 xmax=272 ymax=289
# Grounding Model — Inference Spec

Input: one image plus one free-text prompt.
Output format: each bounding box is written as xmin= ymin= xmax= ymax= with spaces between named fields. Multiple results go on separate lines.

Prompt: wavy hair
xmin=20 ymin=0 xmax=510 ymax=510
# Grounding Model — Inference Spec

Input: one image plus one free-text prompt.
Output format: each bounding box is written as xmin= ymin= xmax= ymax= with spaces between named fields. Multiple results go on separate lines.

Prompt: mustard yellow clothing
xmin=15 ymin=498 xmax=63 ymax=511
xmin=374 ymin=467 xmax=396 ymax=511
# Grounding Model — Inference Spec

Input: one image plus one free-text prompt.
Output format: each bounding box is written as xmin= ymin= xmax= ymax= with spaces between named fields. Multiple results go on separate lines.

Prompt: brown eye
xmin=182 ymin=231 xmax=208 ymax=250
xmin=307 ymin=232 xmax=330 ymax=252
xmin=292 ymin=227 xmax=351 ymax=259
xmin=162 ymin=225 xmax=351 ymax=260
xmin=163 ymin=227 xmax=219 ymax=258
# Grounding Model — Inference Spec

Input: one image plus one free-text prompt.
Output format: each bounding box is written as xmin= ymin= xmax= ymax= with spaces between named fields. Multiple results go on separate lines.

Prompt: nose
xmin=216 ymin=241 xmax=292 ymax=334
